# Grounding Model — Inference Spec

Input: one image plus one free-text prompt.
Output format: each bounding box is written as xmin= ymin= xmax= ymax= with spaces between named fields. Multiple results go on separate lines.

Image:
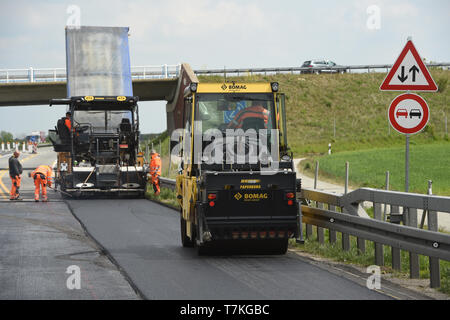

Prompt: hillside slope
xmin=199 ymin=69 xmax=449 ymax=155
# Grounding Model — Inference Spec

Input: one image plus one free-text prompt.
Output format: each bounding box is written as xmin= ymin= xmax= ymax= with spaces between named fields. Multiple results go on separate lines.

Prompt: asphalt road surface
xmin=0 ymin=147 xmax=138 ymax=299
xmin=67 ymin=199 xmax=395 ymax=300
xmin=1 ymin=147 xmax=430 ymax=300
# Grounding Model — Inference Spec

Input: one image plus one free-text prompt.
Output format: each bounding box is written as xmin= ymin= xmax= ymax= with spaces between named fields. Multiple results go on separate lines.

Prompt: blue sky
xmin=0 ymin=0 xmax=449 ymax=137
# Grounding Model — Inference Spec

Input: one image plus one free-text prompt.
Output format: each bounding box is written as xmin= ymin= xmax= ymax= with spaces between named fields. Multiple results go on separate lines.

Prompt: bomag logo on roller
xmin=229 ymin=84 xmax=247 ymax=90
xmin=245 ymin=193 xmax=268 ymax=200
xmin=234 ymin=192 xmax=268 ymax=201
xmin=222 ymin=83 xmax=247 ymax=91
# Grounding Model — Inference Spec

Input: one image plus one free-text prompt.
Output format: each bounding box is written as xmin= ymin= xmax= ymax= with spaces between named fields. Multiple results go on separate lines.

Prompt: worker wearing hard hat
xmin=148 ymin=149 xmax=162 ymax=195
xmin=9 ymin=151 xmax=23 ymax=200
xmin=30 ymin=165 xmax=53 ymax=202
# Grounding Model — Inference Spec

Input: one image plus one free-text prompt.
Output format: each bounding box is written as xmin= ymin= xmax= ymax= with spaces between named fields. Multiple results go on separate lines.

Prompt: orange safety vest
xmin=228 ymin=105 xmax=269 ymax=129
xmin=150 ymin=153 xmax=162 ymax=176
xmin=65 ymin=118 xmax=72 ymax=131
xmin=31 ymin=165 xmax=53 ymax=186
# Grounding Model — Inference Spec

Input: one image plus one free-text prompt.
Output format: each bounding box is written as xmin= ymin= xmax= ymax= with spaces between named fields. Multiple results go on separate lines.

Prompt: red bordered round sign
xmin=388 ymin=93 xmax=429 ymax=135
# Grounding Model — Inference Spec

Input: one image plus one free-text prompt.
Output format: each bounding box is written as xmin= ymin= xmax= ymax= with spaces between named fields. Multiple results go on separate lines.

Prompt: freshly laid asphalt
xmin=67 ymin=199 xmax=393 ymax=300
xmin=0 ymin=147 xmax=429 ymax=300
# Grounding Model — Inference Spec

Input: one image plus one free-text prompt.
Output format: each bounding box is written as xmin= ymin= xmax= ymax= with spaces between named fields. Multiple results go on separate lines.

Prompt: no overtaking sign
xmin=388 ymin=93 xmax=430 ymax=135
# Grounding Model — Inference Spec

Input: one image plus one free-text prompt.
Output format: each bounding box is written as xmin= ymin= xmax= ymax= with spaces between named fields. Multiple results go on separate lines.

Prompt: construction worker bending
xmin=149 ymin=149 xmax=162 ymax=195
xmin=30 ymin=165 xmax=53 ymax=202
xmin=9 ymin=151 xmax=23 ymax=200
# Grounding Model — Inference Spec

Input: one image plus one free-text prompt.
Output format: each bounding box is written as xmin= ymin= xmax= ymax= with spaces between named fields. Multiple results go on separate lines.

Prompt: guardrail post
xmin=388 ymin=173 xmax=402 ymax=270
xmin=296 ymin=200 xmax=304 ymax=244
xmin=429 ymin=225 xmax=440 ymax=281
xmin=317 ymin=202 xmax=325 ymax=244
xmin=407 ymin=208 xmax=420 ymax=279
xmin=6 ymin=70 xmax=9 ymax=83
xmin=374 ymin=202 xmax=384 ymax=266
xmin=306 ymin=218 xmax=313 ymax=240
xmin=328 ymin=205 xmax=337 ymax=244
xmin=341 ymin=161 xmax=351 ymax=251
xmin=426 ymin=180 xmax=441 ymax=288
xmin=383 ymin=171 xmax=389 ymax=221
xmin=341 ymin=228 xmax=350 ymax=251
xmin=306 ymin=161 xmax=319 ymax=239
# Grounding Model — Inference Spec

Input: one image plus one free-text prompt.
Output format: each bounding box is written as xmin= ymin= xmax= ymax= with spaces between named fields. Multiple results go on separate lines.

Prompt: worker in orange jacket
xmin=227 ymin=101 xmax=269 ymax=130
xmin=30 ymin=165 xmax=53 ymax=202
xmin=148 ymin=150 xmax=162 ymax=195
xmin=65 ymin=112 xmax=72 ymax=131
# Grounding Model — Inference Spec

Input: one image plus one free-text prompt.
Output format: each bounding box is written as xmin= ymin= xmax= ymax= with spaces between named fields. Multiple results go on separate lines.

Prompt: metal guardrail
xmin=0 ymin=65 xmax=181 ymax=83
xmin=193 ymin=63 xmax=450 ymax=76
xmin=299 ymin=187 xmax=450 ymax=289
xmin=2 ymin=63 xmax=448 ymax=84
xmin=160 ymin=177 xmax=177 ymax=190
xmin=301 ymin=206 xmax=450 ymax=260
xmin=157 ymin=176 xmax=450 ymax=288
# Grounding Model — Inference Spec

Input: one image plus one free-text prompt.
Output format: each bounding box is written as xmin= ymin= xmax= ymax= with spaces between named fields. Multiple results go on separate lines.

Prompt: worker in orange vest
xmin=148 ymin=149 xmax=162 ymax=195
xmin=64 ymin=112 xmax=72 ymax=131
xmin=227 ymin=101 xmax=269 ymax=130
xmin=30 ymin=165 xmax=53 ymax=202
xmin=9 ymin=151 xmax=23 ymax=200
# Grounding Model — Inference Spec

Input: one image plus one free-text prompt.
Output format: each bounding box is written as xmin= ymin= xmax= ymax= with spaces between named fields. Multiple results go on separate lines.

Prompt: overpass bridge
xmin=0 ymin=63 xmax=198 ymax=133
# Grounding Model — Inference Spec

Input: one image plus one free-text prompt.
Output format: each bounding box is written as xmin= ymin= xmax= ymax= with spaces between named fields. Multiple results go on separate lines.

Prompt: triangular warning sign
xmin=380 ymin=40 xmax=438 ymax=92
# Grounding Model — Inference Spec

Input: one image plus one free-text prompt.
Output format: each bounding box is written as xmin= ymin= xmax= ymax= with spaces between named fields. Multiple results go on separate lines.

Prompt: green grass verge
xmin=300 ymin=140 xmax=450 ymax=196
xmin=290 ymin=227 xmax=450 ymax=295
xmin=145 ymin=184 xmax=180 ymax=209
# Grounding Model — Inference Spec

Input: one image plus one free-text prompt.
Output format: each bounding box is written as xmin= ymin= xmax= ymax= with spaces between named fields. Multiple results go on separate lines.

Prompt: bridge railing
xmin=0 ymin=64 xmax=181 ymax=83
xmin=2 ymin=63 xmax=448 ymax=84
xmin=193 ymin=63 xmax=450 ymax=77
xmin=158 ymin=176 xmax=450 ymax=289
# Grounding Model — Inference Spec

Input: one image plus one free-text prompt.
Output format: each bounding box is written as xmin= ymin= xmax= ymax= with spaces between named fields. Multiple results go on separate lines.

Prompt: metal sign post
xmin=388 ymin=93 xmax=429 ymax=192
xmin=405 ymin=134 xmax=409 ymax=192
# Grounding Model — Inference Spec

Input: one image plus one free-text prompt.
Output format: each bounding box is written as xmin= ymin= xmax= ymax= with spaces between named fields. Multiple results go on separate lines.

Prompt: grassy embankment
xmin=300 ymin=141 xmax=450 ymax=195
